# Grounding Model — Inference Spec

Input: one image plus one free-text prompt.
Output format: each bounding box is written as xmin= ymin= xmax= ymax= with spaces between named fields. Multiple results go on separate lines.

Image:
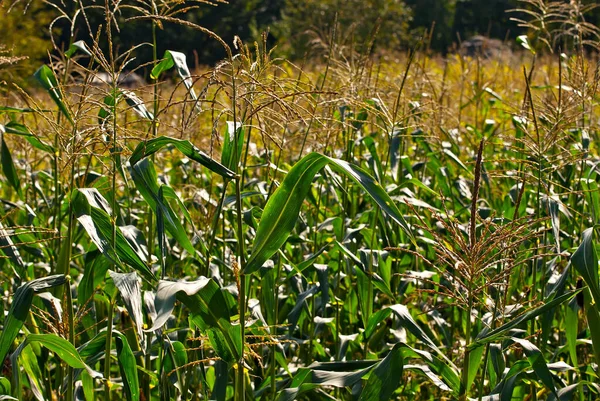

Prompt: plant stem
xmin=235 ymin=177 xmax=246 ymax=401
xmin=460 ymin=285 xmax=474 ymax=401
xmin=65 ymin=277 xmax=75 ymax=401
xmin=271 ymin=255 xmax=281 ymax=400
xmin=104 ymin=297 xmax=114 ymax=401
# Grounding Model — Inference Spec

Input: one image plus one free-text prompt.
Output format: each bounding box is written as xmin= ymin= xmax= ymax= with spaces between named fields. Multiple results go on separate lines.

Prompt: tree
xmin=272 ymin=0 xmax=413 ymax=59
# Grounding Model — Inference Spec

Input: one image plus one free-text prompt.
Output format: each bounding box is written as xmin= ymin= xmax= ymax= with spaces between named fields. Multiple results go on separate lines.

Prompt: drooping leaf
xmin=73 ymin=189 xmax=155 ymax=282
xmin=114 ymin=332 xmax=140 ymax=401
xmin=0 ymin=133 xmax=21 ymax=196
xmin=0 ymin=275 xmax=66 ymax=364
xmin=278 ymin=365 xmax=371 ymax=401
xmin=109 ymin=271 xmax=145 ymax=351
xmin=121 ymin=90 xmax=154 ymax=120
xmin=130 ymin=159 xmax=195 ymax=255
xmin=511 ymin=338 xmax=558 ymax=397
xmin=20 ymin=334 xmax=86 ymax=369
xmin=571 ymin=228 xmax=600 ymax=367
xmin=65 ymin=40 xmax=91 ymax=58
xmin=517 ymin=35 xmax=535 ymax=54
xmin=1 ymin=122 xmax=54 ymax=153
xmin=33 ymin=65 xmax=73 ymax=124
xmin=471 ymin=290 xmax=580 ymax=347
xmin=358 ymin=343 xmax=404 ymax=401
xmin=0 ymin=221 xmax=25 ymax=277
xmin=571 ymin=228 xmax=600 ymax=305
xmin=149 ymin=279 xmax=240 ymax=362
xmin=129 ymin=136 xmax=235 ymax=179
xmin=151 ymin=50 xmax=199 ymax=107
xmin=244 ymin=152 xmax=412 ymax=274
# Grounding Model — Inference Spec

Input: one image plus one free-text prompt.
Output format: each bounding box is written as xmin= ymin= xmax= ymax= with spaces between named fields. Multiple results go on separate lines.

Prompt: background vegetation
xmin=1 ymin=0 xmax=600 ymax=400
xmin=6 ymin=0 xmax=600 ymax=73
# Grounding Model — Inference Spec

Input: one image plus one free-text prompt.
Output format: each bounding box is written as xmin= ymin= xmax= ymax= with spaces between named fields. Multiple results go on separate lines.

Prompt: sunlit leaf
xmin=0 ymin=275 xmax=66 ymax=364
xmin=245 ymin=152 xmax=413 ymax=274
xmin=33 ymin=65 xmax=72 ymax=124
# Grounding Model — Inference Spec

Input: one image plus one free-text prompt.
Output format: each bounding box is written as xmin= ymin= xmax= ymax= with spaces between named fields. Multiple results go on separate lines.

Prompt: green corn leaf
xmin=0 ymin=377 xmax=9 ymax=395
xmin=441 ymin=149 xmax=470 ymax=173
xmin=0 ymin=106 xmax=36 ymax=113
xmin=65 ymin=40 xmax=91 ymax=58
xmin=517 ymin=35 xmax=535 ymax=54
xmin=0 ymin=221 xmax=25 ymax=276
xmin=0 ymin=275 xmax=66 ymax=364
xmin=500 ymin=371 xmax=524 ymax=401
xmin=160 ymin=185 xmax=195 ymax=229
xmin=130 ymin=159 xmax=195 ymax=255
xmin=548 ymin=382 xmax=600 ymax=401
xmin=21 ymin=334 xmax=86 ymax=369
xmin=278 ymin=366 xmax=371 ymax=401
xmin=10 ymin=334 xmax=94 ymax=398
xmin=565 ymin=299 xmax=579 ymax=372
xmin=78 ymin=331 xmax=108 ymax=361
xmin=571 ymin=228 xmax=600 ymax=367
xmin=15 ymin=343 xmax=44 ymax=400
xmin=221 ymin=121 xmax=244 ymax=171
xmin=279 ymin=343 xmax=459 ymax=400
xmin=364 ymin=304 xmax=452 ymax=365
xmin=156 ymin=186 xmax=167 ymax=266
xmin=511 ymin=337 xmax=557 ymax=397
xmin=119 ymin=226 xmax=150 ymax=266
xmin=73 ymin=189 xmax=156 ymax=282
xmin=580 ymin=179 xmax=600 ymax=223
xmin=1 ymin=122 xmax=54 ymax=153
xmin=149 ymin=279 xmax=240 ymax=362
xmin=466 ymin=345 xmax=485 ymax=393
xmin=98 ymin=89 xmax=119 ymax=125
xmin=358 ymin=343 xmax=404 ymax=401
xmin=130 ymin=136 xmax=235 ymax=179
xmin=362 ymin=136 xmax=383 ymax=181
xmin=80 ymin=370 xmax=94 ymax=401
xmin=0 ymin=132 xmax=21 ymax=197
xmin=114 ymin=332 xmax=140 ymax=401
xmin=33 ymin=65 xmax=73 ymax=124
xmin=164 ymin=340 xmax=187 ymax=378
xmin=547 ymin=197 xmax=561 ymax=251
xmin=244 ymin=152 xmax=412 ymax=274
xmin=584 ymin=288 xmax=600 ymax=368
xmin=356 ymin=264 xmax=373 ymax=327
xmin=571 ymin=228 xmax=600 ymax=304
xmin=151 ymin=50 xmax=198 ymax=107
xmin=471 ymin=289 xmax=580 ymax=348
xmin=109 ymin=271 xmax=145 ymax=350
xmin=121 ymin=90 xmax=154 ymax=121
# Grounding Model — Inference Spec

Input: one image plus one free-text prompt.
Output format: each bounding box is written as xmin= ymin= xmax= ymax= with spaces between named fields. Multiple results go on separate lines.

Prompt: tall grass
xmin=0 ymin=0 xmax=600 ymax=400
